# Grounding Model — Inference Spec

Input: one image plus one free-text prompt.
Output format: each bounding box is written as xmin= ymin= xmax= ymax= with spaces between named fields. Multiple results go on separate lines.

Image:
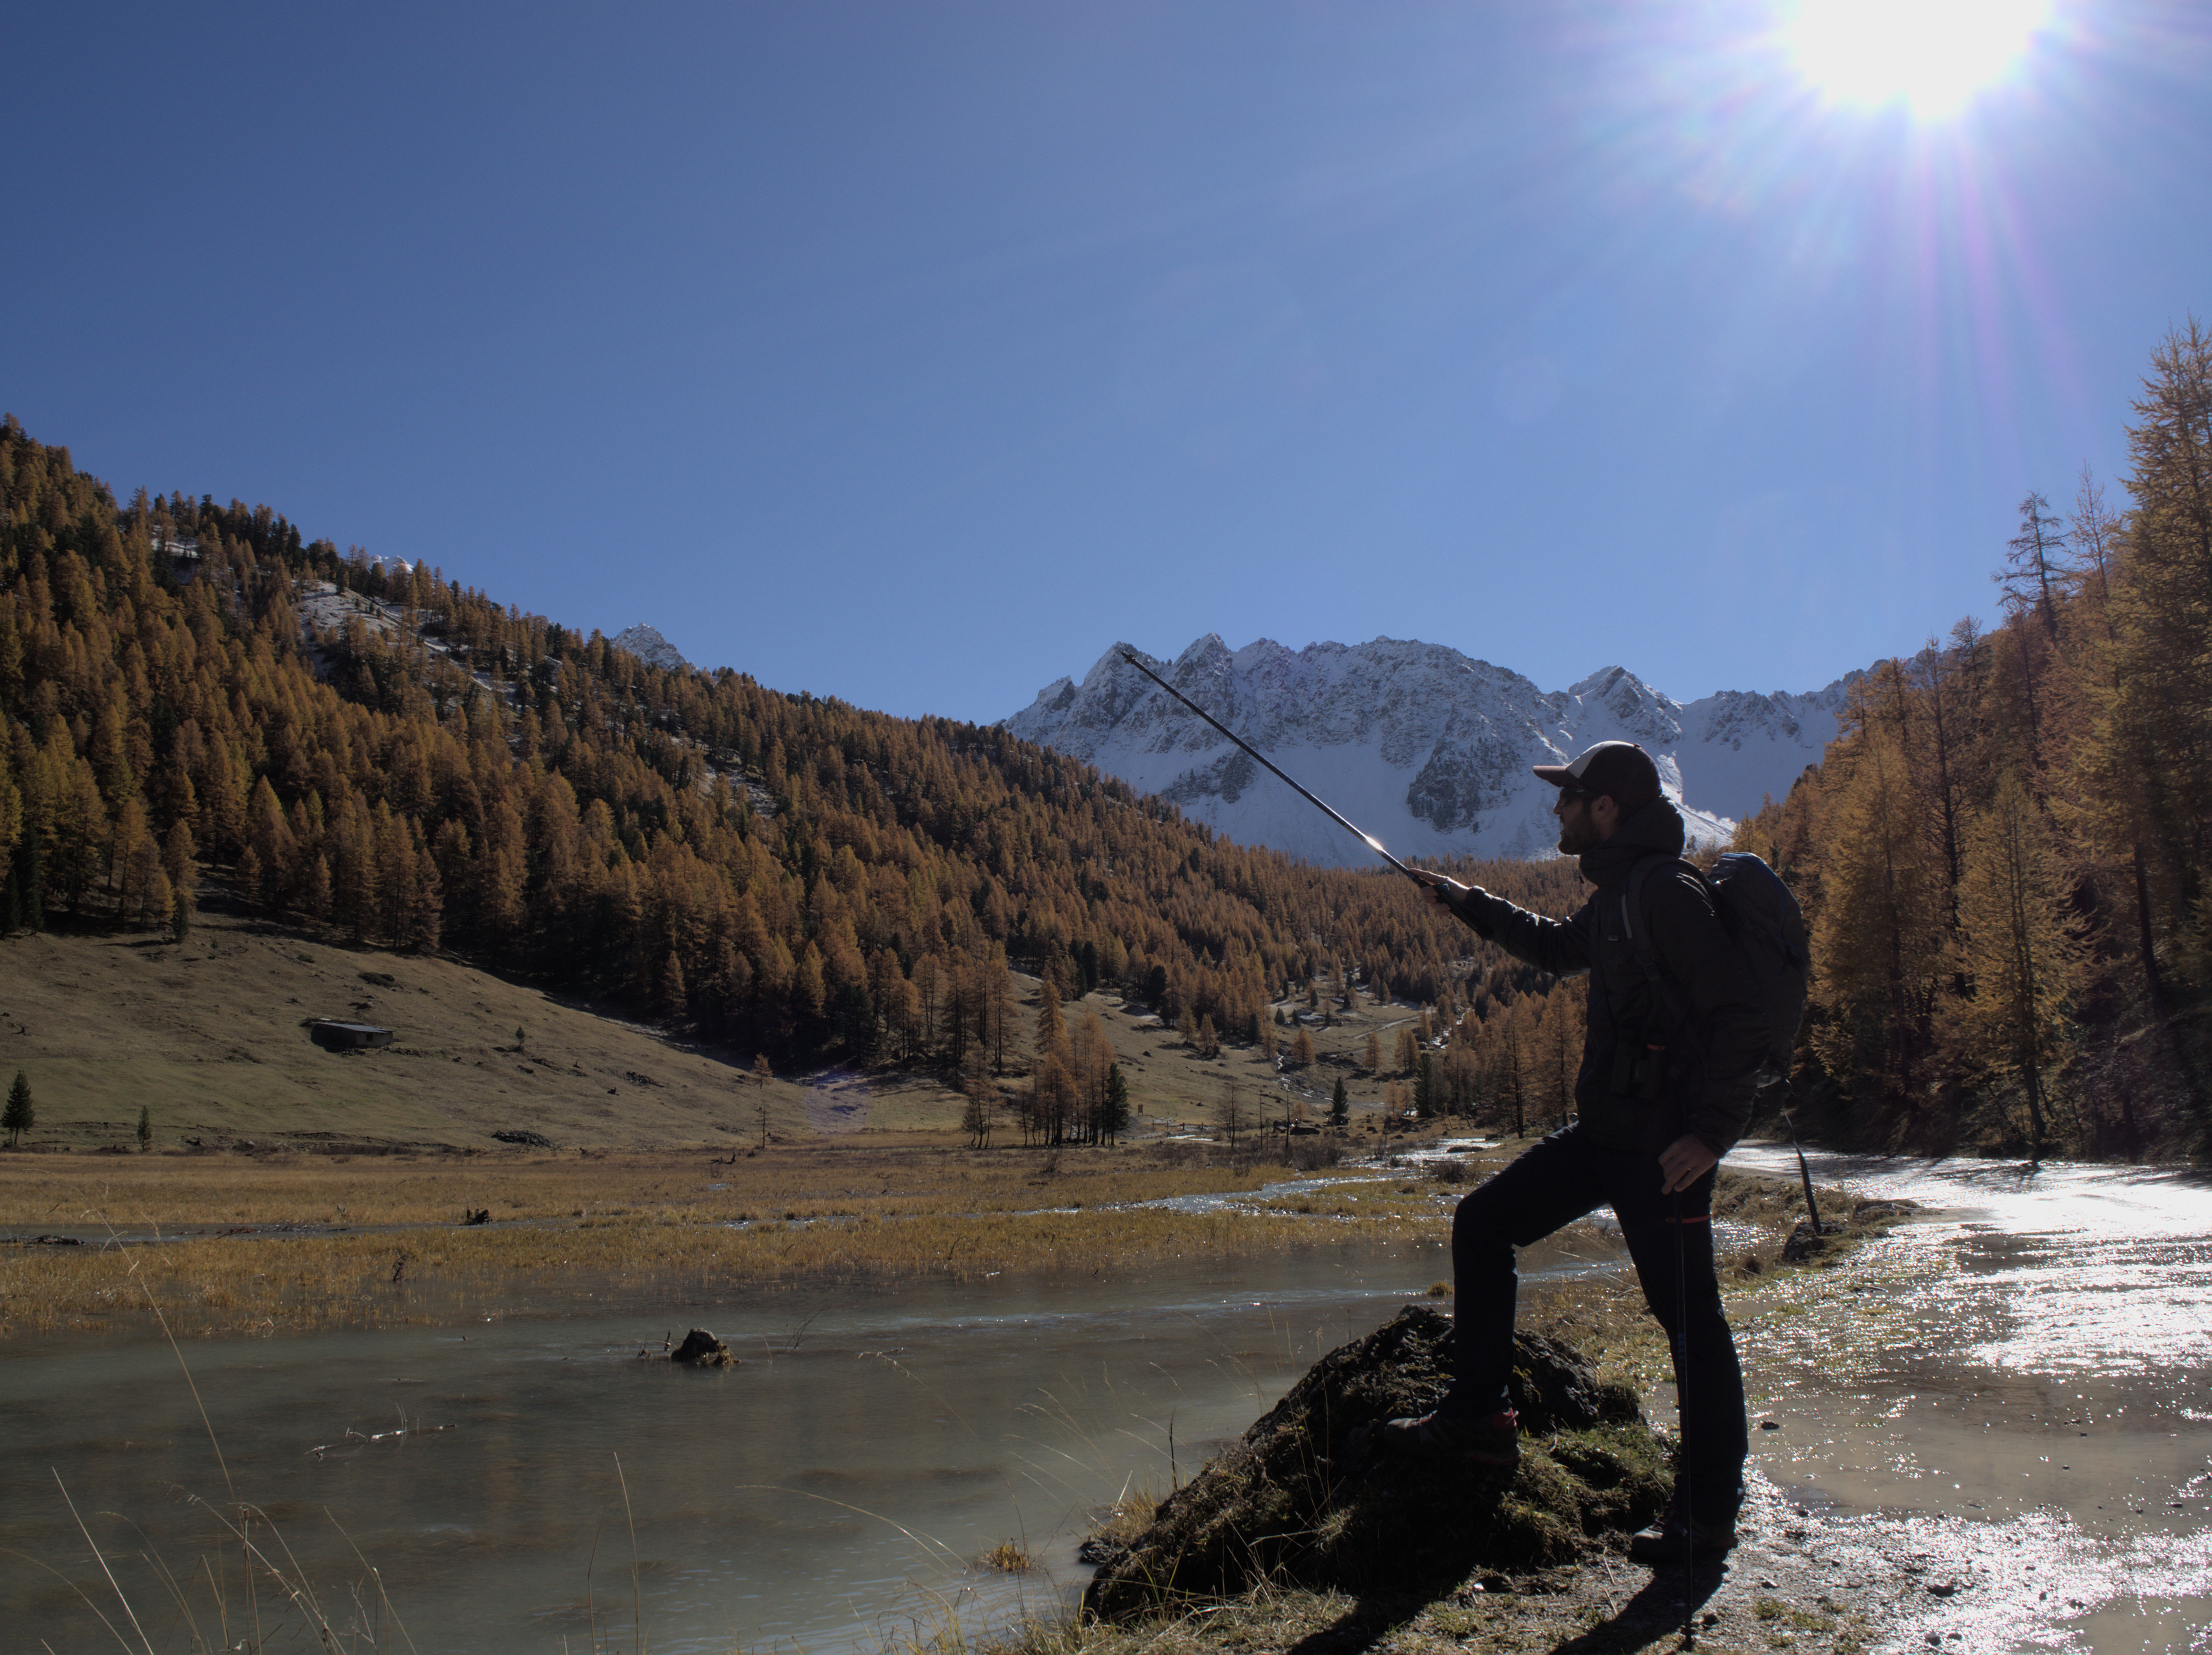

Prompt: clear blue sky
xmin=3 ymin=2 xmax=2204 ymax=722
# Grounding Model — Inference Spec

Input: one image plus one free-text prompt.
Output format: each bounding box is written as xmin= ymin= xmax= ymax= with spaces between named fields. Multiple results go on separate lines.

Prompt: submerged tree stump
xmin=1082 ymin=1306 xmax=1667 ymax=1621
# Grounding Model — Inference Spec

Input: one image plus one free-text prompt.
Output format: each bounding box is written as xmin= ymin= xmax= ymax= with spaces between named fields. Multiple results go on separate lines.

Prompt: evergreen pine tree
xmin=3 ymin=1072 xmax=31 ymax=1147
xmin=961 ymin=1079 xmax=993 ymax=1149
xmin=1034 ymin=974 xmax=1064 ymax=1057
xmin=658 ymin=950 xmax=689 ymax=1023
xmin=136 ymin=1103 xmax=152 ymax=1152
xmin=1103 ymin=1062 xmax=1131 ymax=1143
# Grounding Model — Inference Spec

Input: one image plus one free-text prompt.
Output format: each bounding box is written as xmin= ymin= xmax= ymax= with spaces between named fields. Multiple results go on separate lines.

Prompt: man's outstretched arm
xmin=1405 ymin=868 xmax=1592 ymax=979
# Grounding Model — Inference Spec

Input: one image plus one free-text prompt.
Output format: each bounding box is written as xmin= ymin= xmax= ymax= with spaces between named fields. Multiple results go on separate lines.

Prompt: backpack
xmin=1624 ymin=851 xmax=1809 ymax=1087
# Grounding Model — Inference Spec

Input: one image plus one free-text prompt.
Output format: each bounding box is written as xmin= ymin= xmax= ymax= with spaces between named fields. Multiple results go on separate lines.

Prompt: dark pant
xmin=1448 ymin=1122 xmax=1747 ymax=1516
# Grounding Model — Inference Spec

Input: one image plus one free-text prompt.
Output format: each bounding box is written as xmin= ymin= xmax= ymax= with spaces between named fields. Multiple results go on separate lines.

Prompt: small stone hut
xmin=310 ymin=1020 xmax=394 ymax=1052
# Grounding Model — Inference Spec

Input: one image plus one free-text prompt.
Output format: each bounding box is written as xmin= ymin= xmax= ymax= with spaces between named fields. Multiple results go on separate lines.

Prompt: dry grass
xmin=0 ymin=1139 xmax=1324 ymax=1228
xmin=0 ymin=1140 xmax=1433 ymax=1339
xmin=0 ymin=913 xmax=826 ymax=1150
xmin=0 ymin=1138 xmax=1864 ymax=1350
xmin=976 ymin=1573 xmax=1867 ymax=1655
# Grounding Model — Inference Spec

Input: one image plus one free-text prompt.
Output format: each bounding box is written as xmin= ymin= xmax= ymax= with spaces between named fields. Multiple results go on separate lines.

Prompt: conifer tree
xmin=1497 ymin=1018 xmax=1526 ymax=1138
xmin=1393 ymin=1025 xmax=1419 ymax=1073
xmin=1956 ymin=770 xmax=2084 ymax=1159
xmin=961 ymin=1077 xmax=994 ymax=1148
xmin=1809 ymin=720 xmax=1947 ymax=1109
xmin=2104 ymin=321 xmax=2212 ymax=1020
xmin=1034 ymin=974 xmax=1064 ymax=1057
xmin=1102 ymin=1062 xmax=1131 ymax=1143
xmin=3 ymin=1072 xmax=31 ymax=1147
xmin=159 ymin=812 xmax=197 ymax=893
xmin=2001 ymin=491 xmax=2069 ymax=638
xmin=658 ymin=950 xmax=689 ymax=1023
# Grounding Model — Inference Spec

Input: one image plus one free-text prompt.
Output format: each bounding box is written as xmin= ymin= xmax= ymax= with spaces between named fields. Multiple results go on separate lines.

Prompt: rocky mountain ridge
xmin=1004 ymin=636 xmax=1856 ymax=866
xmin=609 ymin=623 xmax=693 ymax=674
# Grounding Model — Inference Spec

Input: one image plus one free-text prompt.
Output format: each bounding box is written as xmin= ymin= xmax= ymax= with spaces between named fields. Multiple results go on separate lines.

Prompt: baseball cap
xmin=1533 ymin=741 xmax=1661 ymax=814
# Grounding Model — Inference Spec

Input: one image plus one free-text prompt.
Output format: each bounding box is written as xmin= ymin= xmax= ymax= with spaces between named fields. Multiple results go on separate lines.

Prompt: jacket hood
xmin=1578 ymin=797 xmax=1686 ymax=886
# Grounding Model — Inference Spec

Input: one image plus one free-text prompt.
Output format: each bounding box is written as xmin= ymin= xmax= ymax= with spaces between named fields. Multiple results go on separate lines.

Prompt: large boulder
xmin=1082 ymin=1306 xmax=1667 ymax=1621
xmin=668 ymin=1328 xmax=740 ymax=1368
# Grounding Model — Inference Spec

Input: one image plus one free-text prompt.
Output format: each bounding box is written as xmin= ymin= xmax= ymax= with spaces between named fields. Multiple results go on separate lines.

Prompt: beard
xmin=1554 ymin=808 xmax=1601 ymax=856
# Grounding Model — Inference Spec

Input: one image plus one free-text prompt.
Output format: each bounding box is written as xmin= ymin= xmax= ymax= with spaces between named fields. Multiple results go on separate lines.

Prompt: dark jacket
xmin=1443 ymin=798 xmax=1767 ymax=1155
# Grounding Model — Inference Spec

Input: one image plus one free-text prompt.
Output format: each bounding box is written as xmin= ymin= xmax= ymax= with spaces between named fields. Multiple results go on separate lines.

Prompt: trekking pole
xmin=1673 ymin=1180 xmax=1695 ymax=1613
xmin=1116 ymin=651 xmax=1427 ymax=888
xmin=1782 ymin=1108 xmax=1822 ymax=1236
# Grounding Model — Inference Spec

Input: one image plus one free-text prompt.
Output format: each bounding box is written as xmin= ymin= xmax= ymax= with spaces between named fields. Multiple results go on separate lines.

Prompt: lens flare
xmin=1786 ymin=0 xmax=2051 ymax=117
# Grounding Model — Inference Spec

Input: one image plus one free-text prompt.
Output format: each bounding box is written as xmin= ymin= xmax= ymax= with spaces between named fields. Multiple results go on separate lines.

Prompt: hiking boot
xmin=1627 ymin=1498 xmax=1738 ymax=1565
xmin=1379 ymin=1407 xmax=1519 ymax=1468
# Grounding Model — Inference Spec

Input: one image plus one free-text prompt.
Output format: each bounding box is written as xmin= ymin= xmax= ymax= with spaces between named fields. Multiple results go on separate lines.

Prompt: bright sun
xmin=1786 ymin=0 xmax=2051 ymax=117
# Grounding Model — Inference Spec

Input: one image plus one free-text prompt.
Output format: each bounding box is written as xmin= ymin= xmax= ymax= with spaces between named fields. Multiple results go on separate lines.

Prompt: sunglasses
xmin=1556 ymin=786 xmax=1596 ymax=804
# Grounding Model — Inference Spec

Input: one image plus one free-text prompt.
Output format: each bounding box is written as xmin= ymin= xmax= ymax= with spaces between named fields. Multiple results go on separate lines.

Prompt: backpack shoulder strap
xmin=1622 ymin=853 xmax=1703 ymax=1023
xmin=1621 ymin=854 xmax=1700 ymax=971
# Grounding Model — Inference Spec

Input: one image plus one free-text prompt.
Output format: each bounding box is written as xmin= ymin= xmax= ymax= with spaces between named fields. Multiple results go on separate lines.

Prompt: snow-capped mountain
xmin=1004 ymin=636 xmax=1856 ymax=866
xmin=609 ymin=624 xmax=693 ymax=674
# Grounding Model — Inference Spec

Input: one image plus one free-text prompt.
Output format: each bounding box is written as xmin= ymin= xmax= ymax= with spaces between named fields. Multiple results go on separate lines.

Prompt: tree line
xmin=1728 ymin=325 xmax=2212 ymax=1158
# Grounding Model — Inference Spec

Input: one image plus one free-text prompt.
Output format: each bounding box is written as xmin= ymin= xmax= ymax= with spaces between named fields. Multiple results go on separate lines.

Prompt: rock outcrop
xmin=668 ymin=1328 xmax=741 ymax=1368
xmin=609 ymin=623 xmax=694 ymax=674
xmin=1083 ymin=1306 xmax=1666 ymax=1621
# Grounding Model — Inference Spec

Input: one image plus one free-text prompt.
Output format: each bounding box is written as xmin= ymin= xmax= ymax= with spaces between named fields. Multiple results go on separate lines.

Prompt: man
xmin=1390 ymin=739 xmax=1766 ymax=1565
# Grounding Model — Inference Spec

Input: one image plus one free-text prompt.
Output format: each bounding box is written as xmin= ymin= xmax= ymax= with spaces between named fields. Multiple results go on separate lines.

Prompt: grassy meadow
xmin=0 ymin=907 xmax=1437 ymax=1154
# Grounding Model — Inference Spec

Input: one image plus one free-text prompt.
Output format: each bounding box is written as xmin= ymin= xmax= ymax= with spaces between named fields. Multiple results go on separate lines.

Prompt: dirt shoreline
xmin=1028 ymin=1155 xmax=2212 ymax=1655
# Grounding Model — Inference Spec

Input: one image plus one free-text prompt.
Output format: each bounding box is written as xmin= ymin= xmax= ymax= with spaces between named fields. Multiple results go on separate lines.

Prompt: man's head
xmin=1533 ymin=741 xmax=1661 ymax=855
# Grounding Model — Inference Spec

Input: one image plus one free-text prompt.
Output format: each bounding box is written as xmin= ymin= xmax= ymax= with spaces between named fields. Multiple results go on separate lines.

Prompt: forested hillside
xmin=0 ymin=415 xmax=1580 ymax=1128
xmin=1732 ymin=324 xmax=2212 ymax=1158
xmin=7 ymin=318 xmax=2203 ymax=1162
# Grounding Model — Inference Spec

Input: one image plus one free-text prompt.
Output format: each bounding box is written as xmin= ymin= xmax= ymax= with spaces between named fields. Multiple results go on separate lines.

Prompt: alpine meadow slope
xmin=1006 ymin=635 xmax=1856 ymax=868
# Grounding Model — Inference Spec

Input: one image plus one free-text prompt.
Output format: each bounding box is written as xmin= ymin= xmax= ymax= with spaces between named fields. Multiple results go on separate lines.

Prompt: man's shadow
xmin=1276 ymin=1546 xmax=1728 ymax=1655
